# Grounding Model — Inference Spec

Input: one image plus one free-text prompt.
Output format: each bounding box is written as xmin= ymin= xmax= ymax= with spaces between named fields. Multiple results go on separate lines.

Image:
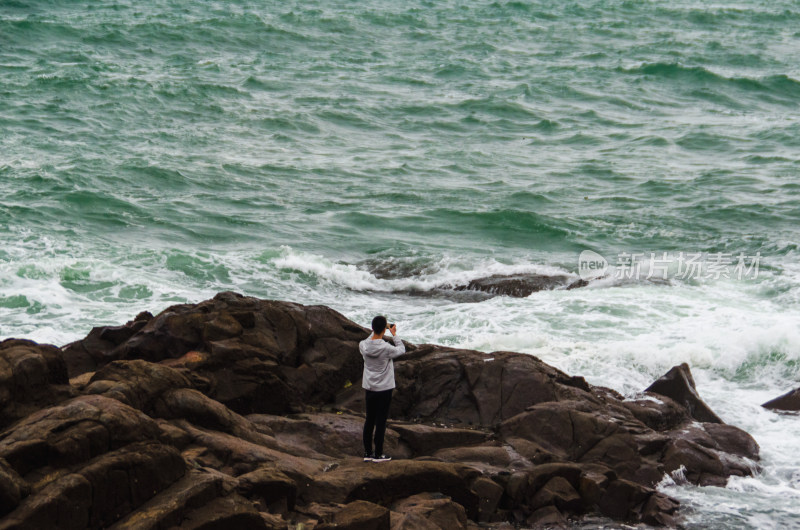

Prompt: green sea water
xmin=2 ymin=0 xmax=800 ymax=527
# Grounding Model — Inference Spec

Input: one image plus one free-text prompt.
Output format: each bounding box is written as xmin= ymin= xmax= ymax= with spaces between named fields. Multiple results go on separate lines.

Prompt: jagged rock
xmin=498 ymin=402 xmax=640 ymax=479
xmin=109 ymin=469 xmax=224 ymax=529
xmin=247 ymin=412 xmax=409 ymax=460
xmin=0 ymin=473 xmax=91 ymax=530
xmin=645 ymin=363 xmax=723 ymax=424
xmin=432 ymin=445 xmax=512 ymax=468
xmin=762 ymin=387 xmax=800 ymax=412
xmin=175 ymin=421 xmax=325 ymax=480
xmin=390 ymin=348 xmax=563 ymax=425
xmin=390 ymin=423 xmax=488 ymax=455
xmin=0 ymin=458 xmax=27 ymax=517
xmin=390 ymin=492 xmax=468 ymax=530
xmin=0 ymin=293 xmax=762 ymax=528
xmin=577 ymin=467 xmax=613 ymax=506
xmin=0 ymin=395 xmax=163 ymax=475
xmin=641 ymin=492 xmax=680 ymax=527
xmin=596 ymin=479 xmax=651 ymax=520
xmin=529 ymin=476 xmax=582 ymax=512
xmin=525 ymin=463 xmax=586 ymax=494
xmin=390 ymin=509 xmax=440 ymax=530
xmin=0 ymin=442 xmax=185 ymax=530
xmin=303 ymin=461 xmax=481 ymax=520
xmin=703 ymin=423 xmax=759 ymax=460
xmin=503 ymin=437 xmax=559 ymax=466
xmin=85 ymin=360 xmax=191 ymax=412
xmin=452 ymin=274 xmax=581 ymax=297
xmin=526 ymin=505 xmax=567 ymax=528
xmin=471 ymin=477 xmax=504 ymax=522
xmin=316 ymin=499 xmax=390 ymax=530
xmin=236 ymin=466 xmax=297 ymax=512
xmin=661 ymin=438 xmax=752 ymax=487
xmin=61 ymin=312 xmax=152 ymax=378
xmin=622 ymin=394 xmax=690 ymax=431
xmin=64 ymin=293 xmax=369 ymax=417
xmin=259 ymin=512 xmax=288 ymax=530
xmin=0 ymin=339 xmax=74 ymax=430
xmin=167 ymin=492 xmax=265 ymax=530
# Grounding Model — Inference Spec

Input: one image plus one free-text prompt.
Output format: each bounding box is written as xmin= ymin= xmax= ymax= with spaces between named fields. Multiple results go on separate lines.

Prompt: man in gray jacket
xmin=360 ymin=315 xmax=405 ymax=462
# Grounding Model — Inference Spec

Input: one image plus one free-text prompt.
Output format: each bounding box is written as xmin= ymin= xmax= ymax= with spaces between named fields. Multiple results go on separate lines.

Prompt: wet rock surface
xmin=0 ymin=292 xmax=759 ymax=528
xmin=452 ymin=274 xmax=587 ymax=297
xmin=399 ymin=273 xmax=590 ymax=302
xmin=762 ymin=387 xmax=800 ymax=412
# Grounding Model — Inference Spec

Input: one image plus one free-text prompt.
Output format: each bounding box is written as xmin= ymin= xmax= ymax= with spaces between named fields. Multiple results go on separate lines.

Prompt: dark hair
xmin=371 ymin=315 xmax=388 ymax=334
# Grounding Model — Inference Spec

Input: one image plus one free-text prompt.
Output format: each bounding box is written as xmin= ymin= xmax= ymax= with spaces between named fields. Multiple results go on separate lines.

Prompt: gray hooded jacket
xmin=359 ymin=333 xmax=406 ymax=391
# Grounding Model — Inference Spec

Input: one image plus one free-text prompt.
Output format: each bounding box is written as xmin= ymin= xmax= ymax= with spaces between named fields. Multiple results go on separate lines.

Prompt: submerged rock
xmin=452 ymin=273 xmax=586 ymax=297
xmin=0 ymin=292 xmax=759 ymax=529
xmin=762 ymin=387 xmax=800 ymax=412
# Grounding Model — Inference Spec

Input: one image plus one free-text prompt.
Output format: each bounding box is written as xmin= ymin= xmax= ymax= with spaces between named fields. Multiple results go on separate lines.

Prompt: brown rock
xmin=577 ymin=468 xmax=613 ymax=506
xmin=503 ymin=472 xmax=529 ymax=505
xmin=0 ymin=457 xmax=27 ymax=516
xmin=471 ymin=477 xmax=504 ymax=522
xmin=317 ymin=500 xmax=390 ymax=530
xmin=529 ymin=476 xmax=582 ymax=512
xmin=236 ymin=466 xmax=296 ymax=512
xmin=641 ymin=492 xmax=680 ymax=527
xmin=303 ymin=461 xmax=480 ymax=520
xmin=703 ymin=423 xmax=759 ymax=460
xmin=503 ymin=437 xmax=558 ymax=465
xmin=0 ymin=395 xmax=162 ymax=475
xmin=175 ymin=421 xmax=325 ymax=481
xmin=661 ymin=438 xmax=754 ymax=486
xmin=61 ymin=315 xmax=150 ymax=378
xmin=391 ymin=492 xmax=468 ymax=529
xmin=0 ymin=293 xmax=763 ymax=528
xmin=1 ymin=442 xmax=185 ymax=530
xmin=622 ymin=394 xmax=689 ymax=431
xmin=526 ymin=505 xmax=567 ymax=528
xmin=499 ymin=402 xmax=624 ymax=466
xmin=596 ymin=479 xmax=650 ymax=520
xmin=248 ymin=412 xmax=408 ymax=460
xmin=762 ymin=387 xmax=800 ymax=412
xmin=390 ymin=510 xmax=440 ymax=530
xmin=526 ymin=463 xmax=585 ymax=493
xmin=392 ymin=349 xmax=560 ymax=426
xmin=645 ymin=363 xmax=723 ymax=424
xmin=453 ymin=274 xmax=575 ymax=297
xmin=0 ymin=339 xmax=73 ymax=430
xmin=109 ymin=469 xmax=223 ymax=529
xmin=432 ymin=445 xmax=511 ymax=468
xmin=85 ymin=359 xmax=191 ymax=412
xmin=390 ymin=423 xmax=488 ymax=455
xmin=0 ymin=472 xmax=92 ymax=530
xmin=169 ymin=492 xmax=265 ymax=530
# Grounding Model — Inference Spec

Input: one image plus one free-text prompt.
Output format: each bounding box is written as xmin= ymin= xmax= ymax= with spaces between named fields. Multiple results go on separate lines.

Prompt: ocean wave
xmin=619 ymin=62 xmax=800 ymax=102
xmin=271 ymin=247 xmax=576 ymax=294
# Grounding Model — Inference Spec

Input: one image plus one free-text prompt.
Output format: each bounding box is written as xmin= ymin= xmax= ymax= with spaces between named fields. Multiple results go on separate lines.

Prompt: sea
xmin=1 ymin=0 xmax=799 ymax=527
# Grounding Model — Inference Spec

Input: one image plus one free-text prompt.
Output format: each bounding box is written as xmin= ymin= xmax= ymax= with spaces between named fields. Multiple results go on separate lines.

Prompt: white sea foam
xmin=271 ymin=245 xmax=578 ymax=293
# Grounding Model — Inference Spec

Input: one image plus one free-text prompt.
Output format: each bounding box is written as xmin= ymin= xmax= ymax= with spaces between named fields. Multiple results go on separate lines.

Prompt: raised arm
xmin=386 ymin=324 xmax=406 ymax=359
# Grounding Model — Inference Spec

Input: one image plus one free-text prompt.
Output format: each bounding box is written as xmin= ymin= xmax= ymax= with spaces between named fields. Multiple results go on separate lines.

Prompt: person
xmin=359 ymin=315 xmax=405 ymax=462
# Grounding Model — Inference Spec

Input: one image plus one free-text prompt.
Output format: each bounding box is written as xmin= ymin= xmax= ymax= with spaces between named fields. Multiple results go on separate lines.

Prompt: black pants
xmin=363 ymin=389 xmax=393 ymax=455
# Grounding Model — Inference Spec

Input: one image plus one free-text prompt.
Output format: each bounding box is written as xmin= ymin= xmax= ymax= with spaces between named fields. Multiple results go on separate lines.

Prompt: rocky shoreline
xmin=0 ymin=292 xmax=761 ymax=529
